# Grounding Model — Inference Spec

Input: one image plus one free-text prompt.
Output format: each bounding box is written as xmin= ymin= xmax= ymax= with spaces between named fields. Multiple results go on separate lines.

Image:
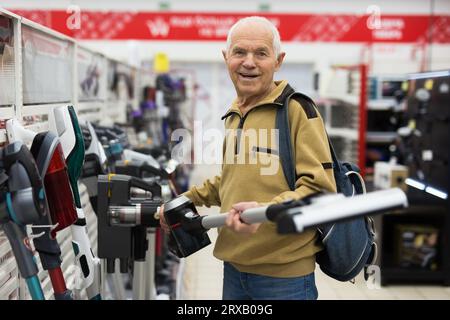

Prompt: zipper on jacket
xmin=235 ymin=116 xmax=245 ymax=155
xmin=235 ymin=108 xmax=259 ymax=155
xmin=222 ymin=102 xmax=282 ymax=156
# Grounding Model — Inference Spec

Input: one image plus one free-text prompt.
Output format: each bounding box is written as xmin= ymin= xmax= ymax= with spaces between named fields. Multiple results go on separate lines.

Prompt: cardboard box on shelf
xmin=374 ymin=161 xmax=408 ymax=191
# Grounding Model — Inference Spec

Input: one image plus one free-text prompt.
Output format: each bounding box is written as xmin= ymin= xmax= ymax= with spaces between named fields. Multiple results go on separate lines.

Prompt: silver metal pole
xmin=200 ymin=188 xmax=407 ymax=232
xmin=145 ymin=228 xmax=156 ymax=300
xmin=201 ymin=206 xmax=268 ymax=230
xmin=100 ymin=259 xmax=107 ymax=298
xmin=111 ymin=262 xmax=126 ymax=300
xmin=132 ymin=261 xmax=146 ymax=300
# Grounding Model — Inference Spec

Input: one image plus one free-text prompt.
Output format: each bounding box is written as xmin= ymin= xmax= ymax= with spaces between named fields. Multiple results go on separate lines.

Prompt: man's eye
xmin=234 ymin=51 xmax=245 ymax=56
xmin=257 ymin=51 xmax=268 ymax=57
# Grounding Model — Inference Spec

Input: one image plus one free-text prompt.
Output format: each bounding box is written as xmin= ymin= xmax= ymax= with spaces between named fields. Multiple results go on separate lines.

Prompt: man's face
xmin=223 ymin=23 xmax=285 ymax=100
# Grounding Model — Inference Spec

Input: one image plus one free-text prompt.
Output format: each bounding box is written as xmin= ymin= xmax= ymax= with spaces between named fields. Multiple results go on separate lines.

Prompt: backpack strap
xmin=276 ymin=91 xmax=295 ymax=191
xmin=344 ymin=167 xmax=366 ymax=195
xmin=276 ymin=90 xmax=326 ymax=191
xmin=328 ymin=140 xmax=340 ymax=172
xmin=277 ymin=90 xmax=367 ymax=194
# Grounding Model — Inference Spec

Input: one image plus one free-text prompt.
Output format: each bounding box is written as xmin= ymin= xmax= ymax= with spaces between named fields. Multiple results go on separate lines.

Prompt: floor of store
xmin=182 ymin=164 xmax=450 ymax=300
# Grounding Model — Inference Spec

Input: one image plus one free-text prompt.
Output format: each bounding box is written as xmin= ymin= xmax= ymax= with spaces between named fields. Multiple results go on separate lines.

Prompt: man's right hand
xmin=159 ymin=204 xmax=170 ymax=234
xmin=225 ymin=201 xmax=262 ymax=234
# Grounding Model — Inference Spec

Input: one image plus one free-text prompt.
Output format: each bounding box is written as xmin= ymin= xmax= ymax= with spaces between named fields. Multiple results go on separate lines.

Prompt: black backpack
xmin=276 ymin=90 xmax=377 ymax=282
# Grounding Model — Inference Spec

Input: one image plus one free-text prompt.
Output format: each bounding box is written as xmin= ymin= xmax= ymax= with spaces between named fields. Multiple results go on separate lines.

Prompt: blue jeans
xmin=222 ymin=262 xmax=318 ymax=300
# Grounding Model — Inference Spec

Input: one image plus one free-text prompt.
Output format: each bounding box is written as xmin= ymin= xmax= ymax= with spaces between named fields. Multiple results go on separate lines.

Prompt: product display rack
xmin=380 ymin=71 xmax=450 ymax=286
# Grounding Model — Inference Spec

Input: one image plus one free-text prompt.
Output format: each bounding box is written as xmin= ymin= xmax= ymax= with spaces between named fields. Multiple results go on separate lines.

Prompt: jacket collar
xmin=221 ymin=80 xmax=295 ymax=120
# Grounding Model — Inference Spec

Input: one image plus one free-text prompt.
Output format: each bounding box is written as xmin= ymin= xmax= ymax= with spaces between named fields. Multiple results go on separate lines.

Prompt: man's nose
xmin=242 ymin=53 xmax=256 ymax=68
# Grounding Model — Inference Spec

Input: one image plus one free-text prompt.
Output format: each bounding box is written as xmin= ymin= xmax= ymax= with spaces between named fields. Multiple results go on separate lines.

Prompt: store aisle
xmin=184 ymin=247 xmax=450 ymax=300
xmin=181 ymin=164 xmax=223 ymax=299
xmin=182 ymin=164 xmax=450 ymax=300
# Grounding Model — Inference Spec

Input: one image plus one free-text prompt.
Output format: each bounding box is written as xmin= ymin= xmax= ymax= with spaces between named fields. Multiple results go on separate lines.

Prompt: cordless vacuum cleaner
xmin=0 ymin=142 xmax=47 ymax=300
xmin=116 ymin=133 xmax=180 ymax=197
xmin=115 ymin=160 xmax=173 ymax=205
xmin=92 ymin=123 xmax=163 ymax=175
xmin=48 ymin=105 xmax=102 ymax=300
xmin=91 ymin=123 xmax=125 ymax=171
xmin=93 ymin=122 xmax=173 ymax=201
xmin=92 ymin=123 xmax=165 ymax=299
xmin=6 ymin=119 xmax=77 ymax=300
xmin=97 ymin=174 xmax=161 ymax=297
xmin=163 ymin=188 xmax=408 ymax=258
xmin=6 ymin=119 xmax=77 ymax=236
xmin=29 ymin=132 xmax=75 ymax=300
xmin=113 ymin=176 xmax=161 ymax=301
xmin=114 ymin=157 xmax=175 ymax=300
xmin=79 ymin=120 xmax=108 ymax=214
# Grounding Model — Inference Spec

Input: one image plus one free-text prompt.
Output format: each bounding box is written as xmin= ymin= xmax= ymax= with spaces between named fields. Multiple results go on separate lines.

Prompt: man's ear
xmin=275 ymin=52 xmax=286 ymax=71
xmin=222 ymin=50 xmax=227 ymax=61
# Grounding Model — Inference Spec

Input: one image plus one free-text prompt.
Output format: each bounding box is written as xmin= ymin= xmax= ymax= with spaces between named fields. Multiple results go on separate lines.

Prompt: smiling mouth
xmin=238 ymin=73 xmax=259 ymax=79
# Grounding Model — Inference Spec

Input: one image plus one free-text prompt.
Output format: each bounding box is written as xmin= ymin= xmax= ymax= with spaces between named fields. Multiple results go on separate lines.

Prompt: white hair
xmin=226 ymin=16 xmax=281 ymax=57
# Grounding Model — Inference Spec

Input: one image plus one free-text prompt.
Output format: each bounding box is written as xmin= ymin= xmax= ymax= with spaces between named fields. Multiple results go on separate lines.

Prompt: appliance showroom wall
xmin=3 ymin=0 xmax=450 ymax=107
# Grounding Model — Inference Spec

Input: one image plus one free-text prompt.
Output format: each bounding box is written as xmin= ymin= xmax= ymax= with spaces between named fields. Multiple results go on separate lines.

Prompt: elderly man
xmin=161 ymin=16 xmax=336 ymax=300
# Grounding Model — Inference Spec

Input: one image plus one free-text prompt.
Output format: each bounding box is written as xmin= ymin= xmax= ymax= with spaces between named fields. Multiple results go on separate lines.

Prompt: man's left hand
xmin=225 ymin=201 xmax=262 ymax=234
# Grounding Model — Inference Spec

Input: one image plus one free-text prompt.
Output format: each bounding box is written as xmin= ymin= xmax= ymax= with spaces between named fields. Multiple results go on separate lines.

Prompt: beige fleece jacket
xmin=184 ymin=80 xmax=336 ymax=277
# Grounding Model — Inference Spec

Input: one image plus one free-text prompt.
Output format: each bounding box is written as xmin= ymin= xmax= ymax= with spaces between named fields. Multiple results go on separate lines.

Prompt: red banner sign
xmin=9 ymin=10 xmax=450 ymax=43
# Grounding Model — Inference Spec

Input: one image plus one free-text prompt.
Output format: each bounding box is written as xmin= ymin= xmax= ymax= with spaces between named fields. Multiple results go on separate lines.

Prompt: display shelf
xmin=324 ymin=94 xmax=359 ymax=106
xmin=327 ymin=127 xmax=359 ymax=140
xmin=366 ymin=131 xmax=398 ymax=143
xmin=368 ymin=99 xmax=396 ymax=111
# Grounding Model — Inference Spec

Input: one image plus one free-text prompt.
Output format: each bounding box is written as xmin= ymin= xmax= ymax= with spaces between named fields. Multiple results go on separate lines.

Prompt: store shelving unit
xmin=365 ymin=75 xmax=406 ymax=176
xmin=0 ymin=8 xmax=141 ymax=299
xmin=320 ymin=67 xmax=410 ymax=179
xmin=319 ymin=64 xmax=367 ymax=174
xmin=380 ymin=70 xmax=450 ymax=286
